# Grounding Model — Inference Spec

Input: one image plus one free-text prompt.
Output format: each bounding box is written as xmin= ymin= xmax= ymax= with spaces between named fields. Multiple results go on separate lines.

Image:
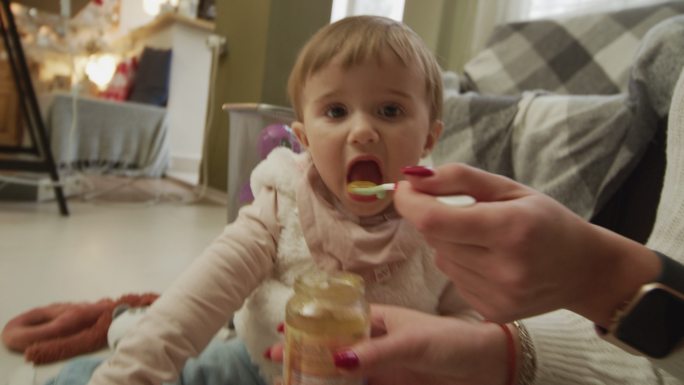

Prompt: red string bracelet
xmin=487 ymin=322 xmax=516 ymax=385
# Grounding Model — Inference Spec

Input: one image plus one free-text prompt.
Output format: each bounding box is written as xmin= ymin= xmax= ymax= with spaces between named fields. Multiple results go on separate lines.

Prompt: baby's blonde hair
xmin=287 ymin=15 xmax=443 ymax=122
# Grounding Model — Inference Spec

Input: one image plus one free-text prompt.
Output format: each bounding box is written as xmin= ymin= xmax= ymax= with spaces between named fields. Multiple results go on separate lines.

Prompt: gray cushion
xmin=129 ymin=47 xmax=172 ymax=106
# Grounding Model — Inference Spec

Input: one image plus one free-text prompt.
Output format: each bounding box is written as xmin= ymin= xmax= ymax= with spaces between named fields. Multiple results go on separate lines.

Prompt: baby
xmin=80 ymin=15 xmax=476 ymax=385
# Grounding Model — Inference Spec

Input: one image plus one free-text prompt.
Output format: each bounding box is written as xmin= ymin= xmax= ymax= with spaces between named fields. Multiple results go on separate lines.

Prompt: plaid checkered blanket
xmin=464 ymin=1 xmax=684 ymax=95
xmin=434 ymin=15 xmax=684 ymax=219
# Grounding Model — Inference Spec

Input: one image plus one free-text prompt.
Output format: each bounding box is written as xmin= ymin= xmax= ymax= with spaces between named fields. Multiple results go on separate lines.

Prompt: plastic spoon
xmin=347 ymin=181 xmax=476 ymax=207
xmin=347 ymin=181 xmax=395 ymax=199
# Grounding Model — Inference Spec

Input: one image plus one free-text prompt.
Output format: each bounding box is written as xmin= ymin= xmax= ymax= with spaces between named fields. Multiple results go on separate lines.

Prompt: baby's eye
xmin=325 ymin=105 xmax=347 ymax=119
xmin=378 ymin=104 xmax=402 ymax=118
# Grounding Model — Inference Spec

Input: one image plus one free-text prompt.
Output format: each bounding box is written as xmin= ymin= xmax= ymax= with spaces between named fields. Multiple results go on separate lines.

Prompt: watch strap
xmin=596 ymin=250 xmax=684 ymax=357
xmin=596 ymin=250 xmax=683 ymax=334
xmin=653 ymin=251 xmax=684 ymax=294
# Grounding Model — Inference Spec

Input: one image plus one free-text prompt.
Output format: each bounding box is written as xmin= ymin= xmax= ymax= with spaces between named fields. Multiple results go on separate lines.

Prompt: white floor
xmin=0 ymin=180 xmax=227 ymax=384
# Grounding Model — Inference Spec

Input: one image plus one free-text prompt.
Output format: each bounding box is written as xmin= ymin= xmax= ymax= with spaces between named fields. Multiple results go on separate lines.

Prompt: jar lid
xmin=294 ymin=271 xmax=365 ymax=301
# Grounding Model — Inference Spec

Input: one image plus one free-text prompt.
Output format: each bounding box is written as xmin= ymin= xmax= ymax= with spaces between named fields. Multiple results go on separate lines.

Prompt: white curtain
xmin=502 ymin=0 xmax=673 ymax=22
xmin=330 ymin=0 xmax=406 ymax=22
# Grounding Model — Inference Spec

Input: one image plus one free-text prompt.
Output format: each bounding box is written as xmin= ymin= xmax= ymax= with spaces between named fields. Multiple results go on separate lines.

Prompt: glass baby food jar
xmin=283 ymin=271 xmax=370 ymax=385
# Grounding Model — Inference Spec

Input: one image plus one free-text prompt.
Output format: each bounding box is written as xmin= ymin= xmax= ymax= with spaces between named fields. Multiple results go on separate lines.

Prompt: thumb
xmin=337 ymin=332 xmax=420 ymax=373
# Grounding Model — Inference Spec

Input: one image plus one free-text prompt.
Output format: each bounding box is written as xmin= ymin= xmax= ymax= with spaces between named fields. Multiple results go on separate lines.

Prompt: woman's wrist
xmin=571 ymin=224 xmax=662 ymax=328
xmin=469 ymin=322 xmax=514 ymax=385
xmin=476 ymin=321 xmax=536 ymax=385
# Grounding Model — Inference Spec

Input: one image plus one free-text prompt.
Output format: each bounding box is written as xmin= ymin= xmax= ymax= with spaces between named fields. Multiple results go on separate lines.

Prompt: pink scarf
xmin=296 ymin=158 xmax=423 ymax=277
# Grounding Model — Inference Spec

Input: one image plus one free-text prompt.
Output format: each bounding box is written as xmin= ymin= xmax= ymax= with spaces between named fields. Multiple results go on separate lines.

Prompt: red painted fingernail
xmin=263 ymin=348 xmax=272 ymax=359
xmin=401 ymin=166 xmax=434 ymax=177
xmin=333 ymin=350 xmax=360 ymax=369
xmin=277 ymin=322 xmax=285 ymax=333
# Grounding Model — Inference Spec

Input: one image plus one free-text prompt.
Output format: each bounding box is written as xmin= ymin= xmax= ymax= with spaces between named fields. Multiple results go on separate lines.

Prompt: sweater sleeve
xmin=522 ymin=311 xmax=665 ymax=384
xmin=523 ymin=67 xmax=684 ymax=385
xmin=642 ymin=65 xmax=684 ymax=383
xmin=646 ymin=64 xmax=684 ymax=383
xmin=88 ymin=187 xmax=279 ymax=385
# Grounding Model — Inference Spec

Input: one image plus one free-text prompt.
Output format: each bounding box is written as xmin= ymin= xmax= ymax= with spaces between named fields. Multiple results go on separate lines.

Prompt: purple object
xmin=238 ymin=124 xmax=301 ymax=206
xmin=257 ymin=124 xmax=301 ymax=159
xmin=238 ymin=182 xmax=254 ymax=205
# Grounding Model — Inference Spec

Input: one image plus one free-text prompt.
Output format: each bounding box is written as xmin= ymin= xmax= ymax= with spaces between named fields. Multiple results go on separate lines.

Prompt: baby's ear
xmin=422 ymin=120 xmax=443 ymax=157
xmin=292 ymin=121 xmax=309 ymax=148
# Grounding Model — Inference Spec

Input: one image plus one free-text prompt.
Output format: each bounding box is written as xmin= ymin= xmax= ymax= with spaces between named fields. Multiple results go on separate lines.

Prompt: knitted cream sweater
xmin=522 ymin=69 xmax=684 ymax=384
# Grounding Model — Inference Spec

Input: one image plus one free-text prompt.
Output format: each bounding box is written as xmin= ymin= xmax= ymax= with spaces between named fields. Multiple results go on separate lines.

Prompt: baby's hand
xmin=264 ymin=342 xmax=285 ymax=362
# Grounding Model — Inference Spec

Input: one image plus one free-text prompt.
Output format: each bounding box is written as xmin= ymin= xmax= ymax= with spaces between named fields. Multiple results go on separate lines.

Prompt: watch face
xmin=615 ymin=286 xmax=684 ymax=358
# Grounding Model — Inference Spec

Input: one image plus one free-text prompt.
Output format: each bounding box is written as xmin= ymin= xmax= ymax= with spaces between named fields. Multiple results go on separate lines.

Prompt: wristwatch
xmin=597 ymin=251 xmax=684 ymax=358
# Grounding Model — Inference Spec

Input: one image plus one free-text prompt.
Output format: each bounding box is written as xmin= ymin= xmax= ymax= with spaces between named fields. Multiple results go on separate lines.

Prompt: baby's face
xmin=292 ymin=50 xmax=441 ymax=217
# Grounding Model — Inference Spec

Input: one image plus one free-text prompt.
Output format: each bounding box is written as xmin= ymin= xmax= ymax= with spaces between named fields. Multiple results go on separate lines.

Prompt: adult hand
xmin=395 ymin=164 xmax=661 ymax=326
xmin=267 ymin=304 xmax=511 ymax=385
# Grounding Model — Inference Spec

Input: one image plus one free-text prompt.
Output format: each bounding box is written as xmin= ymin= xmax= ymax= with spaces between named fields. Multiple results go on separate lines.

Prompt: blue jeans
xmin=44 ymin=338 xmax=268 ymax=385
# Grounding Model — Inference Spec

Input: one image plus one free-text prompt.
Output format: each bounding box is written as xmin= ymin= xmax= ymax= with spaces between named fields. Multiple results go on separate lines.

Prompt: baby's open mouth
xmin=347 ymin=159 xmax=383 ymax=185
xmin=347 ymin=159 xmax=383 ymax=201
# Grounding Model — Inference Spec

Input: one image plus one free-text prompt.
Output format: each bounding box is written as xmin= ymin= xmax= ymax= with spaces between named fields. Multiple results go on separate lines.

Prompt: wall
xmin=403 ymin=0 xmax=488 ymax=72
xmin=164 ymin=24 xmax=214 ymax=183
xmin=402 ymin=0 xmax=445 ymax=55
xmin=204 ymin=0 xmax=332 ymax=191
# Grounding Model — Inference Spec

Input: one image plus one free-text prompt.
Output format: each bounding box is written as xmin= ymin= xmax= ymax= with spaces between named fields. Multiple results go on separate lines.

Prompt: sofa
xmin=433 ymin=2 xmax=684 ymax=243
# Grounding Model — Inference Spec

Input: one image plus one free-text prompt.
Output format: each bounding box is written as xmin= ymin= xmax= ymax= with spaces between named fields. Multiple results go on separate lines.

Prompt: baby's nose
xmin=349 ymin=115 xmax=379 ymax=144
